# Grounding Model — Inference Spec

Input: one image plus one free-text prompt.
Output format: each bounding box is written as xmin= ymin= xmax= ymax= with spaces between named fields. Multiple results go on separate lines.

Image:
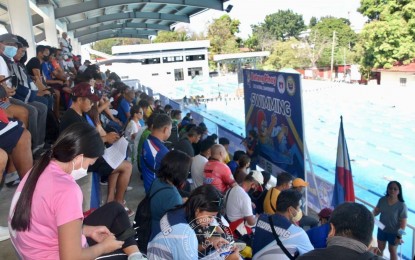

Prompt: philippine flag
xmin=332 ymin=116 xmax=355 ymax=207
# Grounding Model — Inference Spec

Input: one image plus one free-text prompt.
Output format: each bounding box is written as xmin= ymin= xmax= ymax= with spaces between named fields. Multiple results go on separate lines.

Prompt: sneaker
xmin=5 ymin=172 xmax=19 ymax=184
xmin=126 ymin=186 xmax=133 ymax=191
xmin=100 ymin=180 xmax=108 ymax=186
xmin=0 ymin=226 xmax=10 ymax=242
xmin=6 ymin=179 xmax=20 ymax=188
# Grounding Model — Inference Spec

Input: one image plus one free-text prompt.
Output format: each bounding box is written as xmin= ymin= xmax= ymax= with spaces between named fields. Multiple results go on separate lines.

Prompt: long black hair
xmin=11 ymin=123 xmax=105 ymax=231
xmin=156 ymin=150 xmax=191 ymax=188
xmin=386 ymin=181 xmax=405 ymax=202
xmin=184 ymin=185 xmax=223 ymax=223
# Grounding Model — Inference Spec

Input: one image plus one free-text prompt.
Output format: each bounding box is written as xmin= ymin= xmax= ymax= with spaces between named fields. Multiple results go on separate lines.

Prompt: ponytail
xmin=11 ymin=150 xmax=53 ymax=231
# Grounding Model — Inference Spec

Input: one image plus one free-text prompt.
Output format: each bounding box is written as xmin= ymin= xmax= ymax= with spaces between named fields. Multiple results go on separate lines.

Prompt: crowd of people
xmin=0 ymin=31 xmax=410 ymax=260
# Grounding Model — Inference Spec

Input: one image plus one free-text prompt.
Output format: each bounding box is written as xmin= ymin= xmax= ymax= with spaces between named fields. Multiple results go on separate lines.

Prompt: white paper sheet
xmin=375 ymin=218 xmax=385 ymax=230
xmin=102 ymin=137 xmax=129 ymax=169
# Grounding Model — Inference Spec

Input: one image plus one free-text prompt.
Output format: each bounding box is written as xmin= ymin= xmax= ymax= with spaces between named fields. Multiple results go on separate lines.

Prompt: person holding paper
xmin=9 ymin=123 xmax=143 ymax=259
xmin=60 ymin=82 xmax=133 ymax=216
xmin=373 ymin=181 xmax=407 ymax=260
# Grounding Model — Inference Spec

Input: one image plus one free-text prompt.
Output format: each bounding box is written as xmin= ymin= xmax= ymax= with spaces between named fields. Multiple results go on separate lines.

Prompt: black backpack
xmin=133 ymin=186 xmax=171 ymax=254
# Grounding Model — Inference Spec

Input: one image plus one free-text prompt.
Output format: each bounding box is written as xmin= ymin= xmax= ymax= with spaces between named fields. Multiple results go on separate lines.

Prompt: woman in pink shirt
xmin=9 ymin=122 xmax=143 ymax=259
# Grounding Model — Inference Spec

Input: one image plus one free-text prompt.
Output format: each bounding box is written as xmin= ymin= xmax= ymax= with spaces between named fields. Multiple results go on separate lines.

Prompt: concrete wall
xmin=381 ymin=71 xmax=415 ymax=87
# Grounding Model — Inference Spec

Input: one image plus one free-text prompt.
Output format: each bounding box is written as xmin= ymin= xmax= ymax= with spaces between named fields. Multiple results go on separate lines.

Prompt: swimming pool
xmin=154 ymin=77 xmax=415 ymax=258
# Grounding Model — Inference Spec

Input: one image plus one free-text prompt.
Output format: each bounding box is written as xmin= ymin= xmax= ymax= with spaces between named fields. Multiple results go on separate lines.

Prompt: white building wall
xmin=381 ymin=72 xmax=415 ymax=87
xmin=106 ymin=41 xmax=209 ymax=91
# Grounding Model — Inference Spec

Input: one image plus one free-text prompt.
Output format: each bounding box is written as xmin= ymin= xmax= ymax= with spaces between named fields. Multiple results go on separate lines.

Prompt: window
xmin=174 ymin=69 xmax=184 ymax=81
xmin=163 ymin=56 xmax=183 ymax=63
xmin=142 ymin=58 xmax=161 ymax=65
xmin=400 ymin=78 xmax=407 ymax=86
xmin=186 ymin=55 xmax=205 ymax=61
xmin=188 ymin=67 xmax=203 ymax=78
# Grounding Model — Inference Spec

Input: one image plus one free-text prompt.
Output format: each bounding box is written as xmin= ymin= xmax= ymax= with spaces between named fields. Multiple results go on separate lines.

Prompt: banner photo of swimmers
xmin=243 ymin=69 xmax=305 ymax=179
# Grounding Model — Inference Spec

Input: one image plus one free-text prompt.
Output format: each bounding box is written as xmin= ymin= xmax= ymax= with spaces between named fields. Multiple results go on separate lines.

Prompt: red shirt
xmin=203 ymin=159 xmax=235 ymax=193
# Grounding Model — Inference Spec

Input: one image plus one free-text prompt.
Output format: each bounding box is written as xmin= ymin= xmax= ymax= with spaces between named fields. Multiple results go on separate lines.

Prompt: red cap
xmin=72 ymin=82 xmax=99 ymax=102
xmin=318 ymin=208 xmax=333 ymax=218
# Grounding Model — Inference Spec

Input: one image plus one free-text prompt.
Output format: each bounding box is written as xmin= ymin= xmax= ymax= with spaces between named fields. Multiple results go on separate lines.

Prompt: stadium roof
xmin=0 ymin=0 xmax=230 ymax=44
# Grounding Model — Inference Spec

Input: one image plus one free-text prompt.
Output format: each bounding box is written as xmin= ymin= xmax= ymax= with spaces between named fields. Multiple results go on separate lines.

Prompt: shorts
xmin=0 ymin=120 xmax=24 ymax=154
xmin=0 ymin=101 xmax=11 ymax=109
xmin=377 ymin=228 xmax=397 ymax=246
xmin=88 ymin=156 xmax=114 ymax=177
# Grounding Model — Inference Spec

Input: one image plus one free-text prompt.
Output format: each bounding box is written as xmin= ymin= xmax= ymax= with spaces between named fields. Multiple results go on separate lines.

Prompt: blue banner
xmin=243 ymin=69 xmax=305 ymax=178
xmin=306 ymin=170 xmax=334 ymax=212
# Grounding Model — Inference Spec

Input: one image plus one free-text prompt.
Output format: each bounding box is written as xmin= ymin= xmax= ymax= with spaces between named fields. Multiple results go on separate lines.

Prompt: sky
xmin=186 ymin=0 xmax=367 ymax=39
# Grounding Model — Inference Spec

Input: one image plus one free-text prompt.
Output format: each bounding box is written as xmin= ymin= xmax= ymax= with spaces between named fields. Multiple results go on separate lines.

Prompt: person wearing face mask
xmin=292 ymin=178 xmax=319 ymax=229
xmin=8 ymin=122 xmax=143 ymax=260
xmin=252 ymin=189 xmax=314 ymax=260
xmin=26 ymin=45 xmax=62 ymax=118
xmin=224 ymin=171 xmax=264 ymax=241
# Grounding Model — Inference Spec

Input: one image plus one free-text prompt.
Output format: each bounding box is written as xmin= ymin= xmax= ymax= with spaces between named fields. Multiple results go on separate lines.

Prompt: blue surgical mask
xmin=3 ymin=46 xmax=17 ymax=59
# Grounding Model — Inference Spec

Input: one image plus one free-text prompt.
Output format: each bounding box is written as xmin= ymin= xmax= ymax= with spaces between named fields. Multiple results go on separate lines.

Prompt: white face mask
xmin=70 ymin=155 xmax=88 ymax=181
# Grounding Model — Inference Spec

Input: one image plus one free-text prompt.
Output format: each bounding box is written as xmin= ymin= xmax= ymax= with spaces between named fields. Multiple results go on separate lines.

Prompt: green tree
xmin=309 ymin=17 xmax=318 ymax=28
xmin=207 ymin=14 xmax=240 ymax=54
xmin=263 ymin=39 xmax=308 ymax=70
xmin=262 ymin=10 xmax=306 ymax=41
xmin=357 ymin=0 xmax=415 ymax=71
xmin=153 ymin=29 xmax=190 ymax=43
xmin=308 ymin=17 xmax=357 ymax=67
xmin=91 ymin=38 xmax=148 ymax=55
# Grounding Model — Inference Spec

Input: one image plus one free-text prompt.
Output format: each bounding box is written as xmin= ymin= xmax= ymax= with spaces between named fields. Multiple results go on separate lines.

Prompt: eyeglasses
xmin=388 ymin=187 xmax=399 ymax=191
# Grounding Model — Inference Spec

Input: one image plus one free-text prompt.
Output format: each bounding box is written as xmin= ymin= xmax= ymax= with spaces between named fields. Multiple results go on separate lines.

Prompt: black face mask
xmin=43 ymin=56 xmax=49 ymax=61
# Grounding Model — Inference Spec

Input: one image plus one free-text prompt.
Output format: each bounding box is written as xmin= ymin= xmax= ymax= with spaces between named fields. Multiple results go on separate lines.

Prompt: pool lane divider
xmin=313 ymin=162 xmax=415 ymax=214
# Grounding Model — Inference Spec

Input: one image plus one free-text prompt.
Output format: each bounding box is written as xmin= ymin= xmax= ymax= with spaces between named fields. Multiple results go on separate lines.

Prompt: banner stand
xmin=305 ymin=142 xmax=323 ymax=215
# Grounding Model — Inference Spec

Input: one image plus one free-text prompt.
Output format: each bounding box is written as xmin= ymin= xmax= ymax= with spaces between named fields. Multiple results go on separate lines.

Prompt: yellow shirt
xmin=224 ymin=152 xmax=230 ymax=164
xmin=263 ymin=188 xmax=281 ymax=214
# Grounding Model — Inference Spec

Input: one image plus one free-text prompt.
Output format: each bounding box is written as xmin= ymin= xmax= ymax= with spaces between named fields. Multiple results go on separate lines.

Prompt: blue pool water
xmin=154 ymin=78 xmax=415 ymax=258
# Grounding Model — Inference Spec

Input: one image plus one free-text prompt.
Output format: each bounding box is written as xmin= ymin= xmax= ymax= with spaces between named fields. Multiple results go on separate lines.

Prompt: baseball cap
xmin=318 ymin=208 xmax=333 ymax=218
xmin=72 ymin=82 xmax=100 ymax=102
xmin=250 ymin=170 xmax=264 ymax=185
xmin=292 ymin=178 xmax=309 ymax=187
xmin=0 ymin=33 xmax=19 ymax=43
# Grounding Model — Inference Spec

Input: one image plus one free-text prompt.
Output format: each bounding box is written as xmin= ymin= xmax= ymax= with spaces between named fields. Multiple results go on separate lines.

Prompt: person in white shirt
xmin=225 ymin=170 xmax=263 ymax=238
xmin=58 ymin=32 xmax=71 ymax=55
xmin=125 ymin=105 xmax=143 ymax=142
xmin=190 ymin=139 xmax=214 ymax=190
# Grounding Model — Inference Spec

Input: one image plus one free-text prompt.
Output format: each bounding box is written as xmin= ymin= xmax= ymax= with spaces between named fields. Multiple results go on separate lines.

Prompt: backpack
xmin=133 ymin=186 xmax=171 ymax=254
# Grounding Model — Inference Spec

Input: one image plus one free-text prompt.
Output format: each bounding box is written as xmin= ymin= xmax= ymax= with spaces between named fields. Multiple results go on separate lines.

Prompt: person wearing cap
xmin=224 ymin=171 xmax=264 ymax=240
xmin=60 ymin=82 xmax=134 ymax=215
xmin=292 ymin=178 xmax=319 ymax=229
xmin=253 ymin=189 xmax=314 ymax=259
xmin=306 ymin=208 xmax=333 ymax=248
xmin=0 ymin=33 xmax=29 ymax=128
xmin=60 ymin=82 xmax=100 ymax=132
